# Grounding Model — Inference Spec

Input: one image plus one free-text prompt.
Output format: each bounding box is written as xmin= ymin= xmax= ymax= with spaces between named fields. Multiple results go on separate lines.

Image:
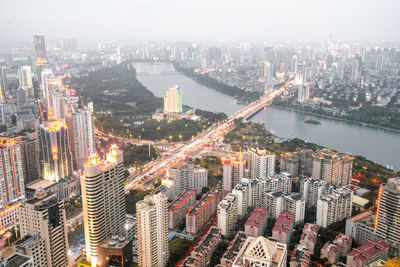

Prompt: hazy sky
xmin=1 ymin=0 xmax=399 ymax=42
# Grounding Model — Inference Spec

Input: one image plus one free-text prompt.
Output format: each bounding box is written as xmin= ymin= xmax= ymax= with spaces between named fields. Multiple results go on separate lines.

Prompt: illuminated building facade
xmin=248 ymin=147 xmax=275 ymax=179
xmin=81 ymin=145 xmax=126 ymax=266
xmin=312 ymin=149 xmax=354 ymax=186
xmin=38 ymin=120 xmax=73 ymax=182
xmin=136 ymin=193 xmax=169 ymax=267
xmin=375 ymin=177 xmax=400 ymax=255
xmin=222 ymin=154 xmax=245 ymax=191
xmin=70 ymin=103 xmax=95 ymax=170
xmin=0 ymin=137 xmax=25 ymax=229
xmin=34 ymin=35 xmax=47 ymax=66
xmin=163 ymin=85 xmax=182 ymax=113
xmin=19 ymin=189 xmax=69 ymax=267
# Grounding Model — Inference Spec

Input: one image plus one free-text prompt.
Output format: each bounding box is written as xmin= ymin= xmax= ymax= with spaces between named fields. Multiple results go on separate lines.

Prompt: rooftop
xmin=245 ymin=207 xmax=268 ymax=228
xmin=348 ymin=240 xmax=389 ymax=262
xmin=222 ymin=231 xmax=248 ymax=261
xmin=4 ymin=253 xmax=32 ymax=267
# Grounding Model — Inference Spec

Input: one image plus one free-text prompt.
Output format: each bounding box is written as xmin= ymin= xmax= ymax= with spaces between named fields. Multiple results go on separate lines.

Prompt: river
xmin=133 ymin=62 xmax=400 ymax=171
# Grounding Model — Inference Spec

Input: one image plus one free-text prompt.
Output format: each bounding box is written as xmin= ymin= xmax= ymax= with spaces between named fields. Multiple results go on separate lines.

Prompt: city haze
xmin=1 ymin=0 xmax=400 ymax=42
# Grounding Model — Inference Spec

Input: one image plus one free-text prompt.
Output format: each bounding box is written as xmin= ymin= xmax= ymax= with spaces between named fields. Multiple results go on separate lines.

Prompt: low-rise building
xmin=299 ymin=223 xmax=318 ymax=254
xmin=97 ymin=235 xmax=133 ymax=267
xmin=321 ymin=234 xmax=353 ymax=264
xmin=245 ymin=207 xmax=269 ymax=237
xmin=345 ymin=211 xmax=377 ymax=244
xmin=347 ymin=240 xmax=389 ymax=267
xmin=232 ymin=236 xmax=287 ymax=267
xmin=220 ymin=231 xmax=248 ymax=267
xmin=272 ymin=211 xmax=295 ymax=245
xmin=13 ymin=235 xmax=47 ymax=267
xmin=321 ymin=242 xmax=341 ymax=264
xmin=186 ymin=190 xmax=225 ymax=234
xmin=290 ymin=245 xmax=311 ymax=267
xmin=168 ymin=189 xmax=196 ymax=229
xmin=179 ymin=226 xmax=221 ymax=267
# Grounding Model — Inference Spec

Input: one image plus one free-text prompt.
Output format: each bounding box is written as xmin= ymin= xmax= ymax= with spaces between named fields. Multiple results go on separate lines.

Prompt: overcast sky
xmin=1 ymin=0 xmax=399 ymax=42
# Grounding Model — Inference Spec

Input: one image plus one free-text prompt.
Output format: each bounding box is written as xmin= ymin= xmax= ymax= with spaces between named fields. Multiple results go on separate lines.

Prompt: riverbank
xmin=272 ymin=104 xmax=400 ymax=133
xmin=224 ymin=121 xmax=399 ymax=201
xmin=171 ymin=61 xmax=259 ymax=103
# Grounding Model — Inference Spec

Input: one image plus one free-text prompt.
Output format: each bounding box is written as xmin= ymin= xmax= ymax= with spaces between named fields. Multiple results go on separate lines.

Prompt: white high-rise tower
xmin=136 ymin=193 xmax=169 ymax=267
xmin=81 ymin=145 xmax=126 ymax=266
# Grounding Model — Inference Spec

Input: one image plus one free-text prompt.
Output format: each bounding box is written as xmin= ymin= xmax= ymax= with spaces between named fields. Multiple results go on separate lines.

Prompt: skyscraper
xmin=18 ymin=66 xmax=33 ymax=89
xmin=222 ymin=154 xmax=245 ymax=191
xmin=248 ymin=147 xmax=275 ymax=179
xmin=62 ymin=38 xmax=78 ymax=52
xmin=312 ymin=150 xmax=353 ymax=186
xmin=81 ymin=145 xmax=126 ymax=266
xmin=34 ymin=35 xmax=47 ymax=66
xmin=136 ymin=193 xmax=169 ymax=267
xmin=0 ymin=137 xmax=25 ymax=229
xmin=163 ymin=85 xmax=182 ymax=113
xmin=22 ymin=133 xmax=41 ymax=184
xmin=70 ymin=103 xmax=95 ymax=170
xmin=295 ymin=61 xmax=305 ymax=85
xmin=0 ymin=66 xmax=7 ymax=101
xmin=297 ymin=83 xmax=310 ymax=103
xmin=261 ymin=61 xmax=273 ymax=91
xmin=316 ymin=187 xmax=353 ymax=227
xmin=38 ymin=120 xmax=73 ymax=182
xmin=16 ymin=86 xmax=28 ymax=106
xmin=375 ymin=177 xmax=400 ymax=254
xmin=19 ymin=189 xmax=69 ymax=267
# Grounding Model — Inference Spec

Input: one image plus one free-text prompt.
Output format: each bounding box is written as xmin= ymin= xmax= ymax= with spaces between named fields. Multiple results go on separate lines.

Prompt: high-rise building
xmin=291 ymin=55 xmax=298 ymax=72
xmin=0 ymin=66 xmax=7 ymax=100
xmin=19 ymin=189 xmax=69 ymax=267
xmin=22 ymin=133 xmax=41 ymax=184
xmin=248 ymin=147 xmax=275 ymax=179
xmin=17 ymin=87 xmax=28 ymax=106
xmin=312 ymin=149 xmax=354 ymax=186
xmin=300 ymin=178 xmax=334 ymax=207
xmin=70 ymin=103 xmax=95 ymax=170
xmin=18 ymin=66 xmax=33 ymax=89
xmin=218 ymin=193 xmax=238 ymax=236
xmin=283 ymin=193 xmax=305 ymax=225
xmin=375 ymin=178 xmax=400 ymax=254
xmin=295 ymin=61 xmax=305 ymax=85
xmin=34 ymin=35 xmax=47 ymax=66
xmin=163 ymin=85 xmax=182 ymax=113
xmin=222 ymin=154 xmax=245 ymax=191
xmin=165 ymin=162 xmax=208 ymax=199
xmin=297 ymin=83 xmax=310 ymax=103
xmin=61 ymin=38 xmax=78 ymax=52
xmin=261 ymin=61 xmax=273 ymax=91
xmin=0 ymin=137 xmax=25 ymax=229
xmin=38 ymin=120 xmax=73 ymax=182
xmin=316 ymin=187 xmax=353 ymax=227
xmin=81 ymin=145 xmax=126 ymax=266
xmin=232 ymin=182 xmax=251 ymax=218
xmin=136 ymin=193 xmax=169 ymax=267
xmin=280 ymin=150 xmax=313 ymax=177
